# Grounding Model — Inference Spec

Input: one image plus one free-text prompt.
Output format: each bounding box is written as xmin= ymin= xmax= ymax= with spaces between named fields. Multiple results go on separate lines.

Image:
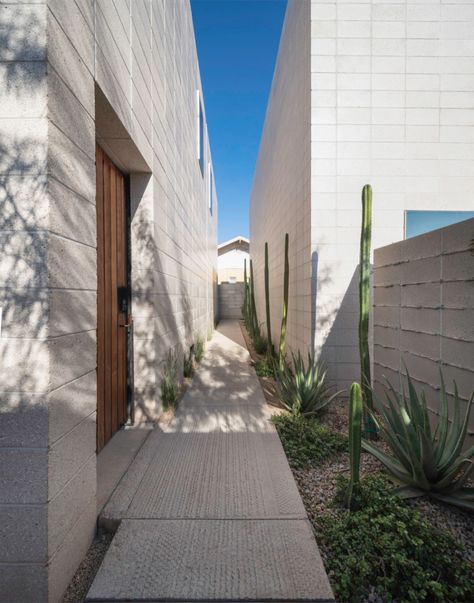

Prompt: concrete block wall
xmin=310 ymin=0 xmax=474 ymax=393
xmin=373 ymin=218 xmax=474 ymax=442
xmin=0 ymin=1 xmax=217 ymax=600
xmin=249 ymin=0 xmax=312 ymax=356
xmin=218 ymin=283 xmax=245 ymax=320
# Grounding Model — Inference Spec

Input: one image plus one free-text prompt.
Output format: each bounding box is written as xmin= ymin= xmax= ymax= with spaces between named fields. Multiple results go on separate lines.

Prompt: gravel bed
xmin=293 ymin=448 xmax=474 ymax=567
xmin=62 ymin=532 xmax=113 ymax=602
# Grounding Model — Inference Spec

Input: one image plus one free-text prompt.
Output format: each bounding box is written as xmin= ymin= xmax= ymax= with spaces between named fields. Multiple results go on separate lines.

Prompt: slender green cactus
xmin=279 ymin=233 xmax=289 ymax=370
xmin=264 ymin=242 xmax=273 ymax=357
xmin=346 ymin=382 xmax=363 ymax=509
xmin=243 ymin=258 xmax=248 ymax=322
xmin=249 ymin=259 xmax=259 ymax=338
xmin=359 ymin=184 xmax=376 ymax=439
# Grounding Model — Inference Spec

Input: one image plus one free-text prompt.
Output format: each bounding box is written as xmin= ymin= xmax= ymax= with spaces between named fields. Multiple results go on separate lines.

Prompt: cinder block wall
xmin=310 ymin=0 xmax=474 ymax=394
xmin=249 ymin=0 xmax=312 ymax=356
xmin=373 ymin=218 xmax=474 ymax=442
xmin=0 ymin=1 xmax=217 ymax=601
xmin=218 ymin=283 xmax=245 ymax=320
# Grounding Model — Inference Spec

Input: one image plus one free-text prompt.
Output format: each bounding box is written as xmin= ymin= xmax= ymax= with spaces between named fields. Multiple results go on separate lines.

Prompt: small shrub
xmin=183 ymin=347 xmax=194 ymax=378
xmin=194 ymin=334 xmax=205 ymax=363
xmin=161 ymin=351 xmax=178 ymax=410
xmin=273 ymin=351 xmax=343 ymax=417
xmin=252 ymin=332 xmax=268 ymax=355
xmin=272 ymin=414 xmax=347 ymax=469
xmin=317 ymin=474 xmax=474 ymax=603
xmin=254 ymin=358 xmax=273 ymax=378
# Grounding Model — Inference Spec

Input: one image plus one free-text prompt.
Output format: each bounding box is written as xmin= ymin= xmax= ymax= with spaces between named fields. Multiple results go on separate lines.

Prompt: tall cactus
xmin=279 ymin=233 xmax=289 ymax=370
xmin=243 ymin=258 xmax=248 ymax=320
xmin=359 ymin=184 xmax=376 ymax=439
xmin=249 ymin=259 xmax=259 ymax=338
xmin=264 ymin=242 xmax=273 ymax=357
xmin=346 ymin=382 xmax=363 ymax=510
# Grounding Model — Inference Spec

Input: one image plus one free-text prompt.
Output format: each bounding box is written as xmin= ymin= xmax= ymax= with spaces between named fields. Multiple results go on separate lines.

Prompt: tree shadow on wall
xmin=0 ymin=6 xmax=96 ymax=466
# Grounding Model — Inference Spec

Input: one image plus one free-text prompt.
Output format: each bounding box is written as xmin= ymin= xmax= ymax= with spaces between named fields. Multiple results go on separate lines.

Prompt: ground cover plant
xmin=253 ymin=358 xmax=273 ymax=378
xmin=317 ymin=474 xmax=474 ymax=603
xmin=272 ymin=414 xmax=346 ymax=469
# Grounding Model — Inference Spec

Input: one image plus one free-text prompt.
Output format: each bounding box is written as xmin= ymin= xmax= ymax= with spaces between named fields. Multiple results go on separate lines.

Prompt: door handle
xmin=119 ymin=316 xmax=133 ymax=329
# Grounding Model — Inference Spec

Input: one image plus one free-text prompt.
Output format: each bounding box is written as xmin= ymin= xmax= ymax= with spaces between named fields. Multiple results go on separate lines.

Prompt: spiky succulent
xmin=363 ymin=371 xmax=474 ymax=512
xmin=273 ymin=351 xmax=342 ymax=417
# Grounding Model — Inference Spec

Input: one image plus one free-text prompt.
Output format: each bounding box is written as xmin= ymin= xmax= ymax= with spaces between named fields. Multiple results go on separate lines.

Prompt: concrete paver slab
xmin=86 ymin=519 xmax=334 ymax=602
xmin=89 ymin=321 xmax=334 ymax=601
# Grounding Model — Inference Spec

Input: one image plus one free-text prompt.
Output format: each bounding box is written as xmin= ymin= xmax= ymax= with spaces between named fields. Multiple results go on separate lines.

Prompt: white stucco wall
xmin=310 ymin=0 xmax=474 ymax=393
xmin=250 ymin=0 xmax=312 ymax=355
xmin=0 ymin=1 xmax=217 ymax=600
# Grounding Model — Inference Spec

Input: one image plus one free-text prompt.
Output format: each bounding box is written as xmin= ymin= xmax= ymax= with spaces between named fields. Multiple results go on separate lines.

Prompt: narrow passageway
xmin=86 ymin=320 xmax=333 ymax=602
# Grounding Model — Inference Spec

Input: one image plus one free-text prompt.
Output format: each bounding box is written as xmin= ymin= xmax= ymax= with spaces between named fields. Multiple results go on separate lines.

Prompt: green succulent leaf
xmin=363 ymin=370 xmax=474 ymax=512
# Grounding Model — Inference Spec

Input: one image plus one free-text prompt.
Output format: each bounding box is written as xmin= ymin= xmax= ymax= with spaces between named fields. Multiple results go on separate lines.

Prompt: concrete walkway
xmin=86 ymin=320 xmax=334 ymax=602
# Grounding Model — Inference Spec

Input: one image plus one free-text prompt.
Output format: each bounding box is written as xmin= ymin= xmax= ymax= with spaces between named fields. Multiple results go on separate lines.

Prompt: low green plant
xmin=363 ymin=371 xmax=474 ymax=511
xmin=345 ymin=383 xmax=363 ymax=510
xmin=273 ymin=351 xmax=343 ymax=417
xmin=254 ymin=358 xmax=273 ymax=378
xmin=183 ymin=347 xmax=194 ymax=378
xmin=272 ymin=414 xmax=347 ymax=469
xmin=194 ymin=334 xmax=205 ymax=363
xmin=252 ymin=332 xmax=268 ymax=355
xmin=318 ymin=474 xmax=474 ymax=603
xmin=161 ymin=350 xmax=178 ymax=410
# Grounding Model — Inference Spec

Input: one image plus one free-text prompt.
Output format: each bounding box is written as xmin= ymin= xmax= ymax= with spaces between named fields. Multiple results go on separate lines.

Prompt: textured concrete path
xmin=86 ymin=320 xmax=334 ymax=602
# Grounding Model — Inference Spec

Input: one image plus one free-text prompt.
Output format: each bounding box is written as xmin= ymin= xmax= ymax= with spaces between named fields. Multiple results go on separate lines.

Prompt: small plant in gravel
xmin=252 ymin=332 xmax=268 ymax=355
xmin=363 ymin=371 xmax=474 ymax=511
xmin=194 ymin=334 xmax=205 ymax=363
xmin=254 ymin=358 xmax=273 ymax=378
xmin=273 ymin=351 xmax=343 ymax=417
xmin=161 ymin=351 xmax=179 ymax=410
xmin=272 ymin=414 xmax=347 ymax=469
xmin=317 ymin=474 xmax=474 ymax=603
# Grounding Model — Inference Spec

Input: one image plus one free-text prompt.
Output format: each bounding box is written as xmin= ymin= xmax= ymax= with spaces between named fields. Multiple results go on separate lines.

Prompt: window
xmin=405 ymin=210 xmax=474 ymax=239
xmin=208 ymin=162 xmax=213 ymax=214
xmin=196 ymin=90 xmax=204 ymax=175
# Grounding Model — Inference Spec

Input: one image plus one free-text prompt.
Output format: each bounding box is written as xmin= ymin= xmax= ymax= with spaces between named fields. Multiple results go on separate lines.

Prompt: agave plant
xmin=273 ymin=351 xmax=342 ymax=417
xmin=362 ymin=371 xmax=474 ymax=512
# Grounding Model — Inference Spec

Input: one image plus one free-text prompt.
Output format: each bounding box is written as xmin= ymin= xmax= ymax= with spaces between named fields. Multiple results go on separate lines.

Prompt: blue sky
xmin=191 ymin=0 xmax=287 ymax=243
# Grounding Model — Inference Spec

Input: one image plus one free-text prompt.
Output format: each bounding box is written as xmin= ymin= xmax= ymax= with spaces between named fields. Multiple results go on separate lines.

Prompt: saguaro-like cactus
xmin=279 ymin=233 xmax=289 ymax=369
xmin=359 ymin=184 xmax=376 ymax=438
xmin=346 ymin=382 xmax=363 ymax=510
xmin=249 ymin=259 xmax=259 ymax=338
xmin=264 ymin=242 xmax=272 ymax=356
xmin=243 ymin=258 xmax=248 ymax=321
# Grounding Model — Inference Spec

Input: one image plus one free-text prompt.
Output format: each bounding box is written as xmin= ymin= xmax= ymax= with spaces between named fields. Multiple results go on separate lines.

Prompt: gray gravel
xmin=63 ymin=532 xmax=113 ymax=603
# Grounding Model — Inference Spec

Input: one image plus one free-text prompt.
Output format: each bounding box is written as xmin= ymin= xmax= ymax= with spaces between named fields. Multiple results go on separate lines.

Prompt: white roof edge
xmin=218 ymin=235 xmax=250 ymax=249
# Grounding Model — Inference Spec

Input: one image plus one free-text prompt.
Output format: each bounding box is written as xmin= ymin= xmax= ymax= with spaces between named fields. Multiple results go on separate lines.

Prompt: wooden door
xmin=96 ymin=145 xmax=130 ymax=451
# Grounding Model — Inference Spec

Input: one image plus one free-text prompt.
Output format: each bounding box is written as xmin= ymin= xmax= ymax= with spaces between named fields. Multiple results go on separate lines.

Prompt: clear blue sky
xmin=191 ymin=0 xmax=287 ymax=244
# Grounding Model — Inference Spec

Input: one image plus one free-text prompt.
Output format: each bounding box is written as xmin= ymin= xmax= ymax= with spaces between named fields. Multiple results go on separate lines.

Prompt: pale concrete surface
xmin=97 ymin=426 xmax=153 ymax=513
xmin=88 ymin=321 xmax=333 ymax=601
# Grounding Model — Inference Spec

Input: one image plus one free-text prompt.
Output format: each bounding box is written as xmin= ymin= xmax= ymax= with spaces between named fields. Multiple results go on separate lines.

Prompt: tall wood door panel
xmin=96 ymin=145 xmax=129 ymax=452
